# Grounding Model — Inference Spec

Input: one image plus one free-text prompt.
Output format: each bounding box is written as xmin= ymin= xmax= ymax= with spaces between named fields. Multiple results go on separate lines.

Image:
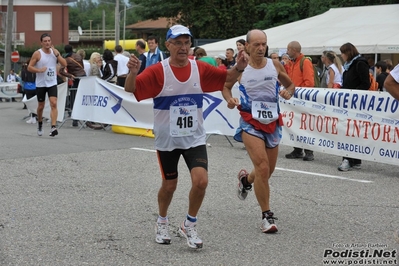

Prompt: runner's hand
xmin=227 ymin=97 xmax=240 ymax=109
xmin=235 ymin=50 xmax=249 ymax=71
xmin=127 ymin=54 xmax=141 ymax=75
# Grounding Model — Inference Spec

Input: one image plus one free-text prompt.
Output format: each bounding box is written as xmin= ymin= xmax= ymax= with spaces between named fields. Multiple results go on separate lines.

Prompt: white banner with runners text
xmin=71 ymin=77 xmax=399 ymax=166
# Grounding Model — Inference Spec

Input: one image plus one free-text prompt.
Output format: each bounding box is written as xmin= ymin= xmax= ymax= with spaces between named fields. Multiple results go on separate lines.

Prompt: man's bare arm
xmin=384 ymin=74 xmax=399 ymax=101
xmin=27 ymin=51 xmax=46 ymax=73
xmin=274 ymin=60 xmax=295 ymax=100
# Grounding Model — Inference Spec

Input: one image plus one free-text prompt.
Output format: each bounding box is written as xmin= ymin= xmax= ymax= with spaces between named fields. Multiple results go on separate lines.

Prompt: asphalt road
xmin=0 ymin=101 xmax=398 ymax=266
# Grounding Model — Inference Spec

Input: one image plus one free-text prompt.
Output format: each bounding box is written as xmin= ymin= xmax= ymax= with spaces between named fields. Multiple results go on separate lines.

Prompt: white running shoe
xmin=37 ymin=126 xmax=43 ymax=136
xmin=237 ymin=169 xmax=252 ymax=200
xmin=338 ymin=159 xmax=351 ymax=171
xmin=260 ymin=212 xmax=278 ymax=233
xmin=49 ymin=127 xmax=58 ymax=137
xmin=26 ymin=117 xmax=37 ymax=124
xmin=178 ymin=221 xmax=203 ymax=249
xmin=155 ymin=222 xmax=171 ymax=244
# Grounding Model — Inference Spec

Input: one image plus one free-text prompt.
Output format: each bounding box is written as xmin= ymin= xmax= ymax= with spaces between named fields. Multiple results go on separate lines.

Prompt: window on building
xmin=35 ymin=12 xmax=52 ymax=31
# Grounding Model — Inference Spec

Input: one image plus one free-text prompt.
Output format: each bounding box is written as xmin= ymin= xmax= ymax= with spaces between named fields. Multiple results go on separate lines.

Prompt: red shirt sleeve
xmin=134 ymin=63 xmax=164 ymax=101
xmin=196 ymin=60 xmax=227 ymax=92
xmin=133 ymin=60 xmax=228 ymax=101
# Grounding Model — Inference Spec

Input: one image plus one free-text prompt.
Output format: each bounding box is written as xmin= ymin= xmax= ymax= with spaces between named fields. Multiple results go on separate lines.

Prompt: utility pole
xmin=115 ymin=0 xmax=119 ymax=46
xmin=102 ymin=9 xmax=105 ymax=39
xmin=4 ymin=0 xmax=14 ymax=78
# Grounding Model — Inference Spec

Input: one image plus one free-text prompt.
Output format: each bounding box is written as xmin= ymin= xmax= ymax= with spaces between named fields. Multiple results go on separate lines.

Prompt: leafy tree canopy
xmin=68 ymin=0 xmax=399 ymax=40
xmin=69 ymin=0 xmax=138 ymax=34
xmin=128 ymin=0 xmax=398 ymax=39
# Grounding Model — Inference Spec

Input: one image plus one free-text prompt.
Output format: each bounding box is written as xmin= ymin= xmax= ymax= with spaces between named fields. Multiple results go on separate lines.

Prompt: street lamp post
xmin=4 ymin=0 xmax=14 ymax=82
xmin=102 ymin=10 xmax=105 ymax=39
xmin=103 ymin=1 xmax=136 ymax=47
xmin=119 ymin=5 xmax=136 ymax=49
xmin=115 ymin=0 xmax=120 ymax=46
xmin=123 ymin=5 xmax=126 ymax=47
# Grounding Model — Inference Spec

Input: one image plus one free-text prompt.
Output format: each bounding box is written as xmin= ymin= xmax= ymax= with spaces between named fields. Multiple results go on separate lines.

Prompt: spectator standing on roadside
xmin=215 ymin=54 xmax=228 ymax=70
xmin=7 ymin=69 xmax=19 ymax=102
xmin=319 ymin=51 xmax=329 ymax=88
xmin=77 ymin=49 xmax=91 ymax=77
xmin=21 ymin=59 xmax=37 ymax=124
xmin=235 ymin=39 xmax=246 ymax=57
xmin=285 ymin=41 xmax=315 ymax=161
xmin=7 ymin=69 xmax=19 ymax=83
xmin=89 ymin=52 xmax=102 ymax=78
xmin=338 ymin=42 xmax=370 ymax=171
xmin=145 ymin=35 xmax=166 ymax=68
xmin=195 ymin=48 xmax=217 ymax=66
xmin=375 ymin=60 xmax=389 ymax=91
xmin=101 ymin=49 xmax=118 ymax=83
xmin=59 ymin=44 xmax=87 ymax=127
xmin=59 ymin=45 xmax=86 ymax=88
xmin=135 ymin=40 xmax=147 ymax=75
xmin=226 ymin=48 xmax=236 ymax=69
xmin=269 ymin=52 xmax=279 ymax=60
xmin=325 ymin=51 xmax=343 ymax=88
xmin=114 ymin=45 xmax=130 ymax=87
xmin=384 ymin=59 xmax=393 ymax=74
xmin=281 ymin=53 xmax=291 ymax=76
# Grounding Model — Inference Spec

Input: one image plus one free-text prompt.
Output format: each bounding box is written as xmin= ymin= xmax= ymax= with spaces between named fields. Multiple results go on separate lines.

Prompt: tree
xmin=69 ymin=0 xmax=399 ymax=41
xmin=253 ymin=1 xmax=303 ymax=30
xmin=69 ymin=0 xmax=139 ymax=34
xmin=129 ymin=0 xmax=264 ymax=39
xmin=69 ymin=0 xmax=99 ymax=30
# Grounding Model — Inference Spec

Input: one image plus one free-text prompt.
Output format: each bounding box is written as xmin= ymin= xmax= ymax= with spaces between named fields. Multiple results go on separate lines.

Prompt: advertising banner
xmin=71 ymin=77 xmax=399 ymax=166
xmin=280 ymin=87 xmax=399 ymax=165
xmin=0 ymin=82 xmax=22 ymax=99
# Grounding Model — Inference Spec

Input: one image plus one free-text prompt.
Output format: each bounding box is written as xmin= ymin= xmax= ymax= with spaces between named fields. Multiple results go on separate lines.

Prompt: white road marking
xmin=130 ymin=147 xmax=373 ymax=183
xmin=275 ymin=167 xmax=373 ymax=183
xmin=130 ymin=147 xmax=156 ymax=153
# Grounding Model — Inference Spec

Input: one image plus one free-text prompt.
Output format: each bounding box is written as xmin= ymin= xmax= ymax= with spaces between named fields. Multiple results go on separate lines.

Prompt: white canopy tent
xmin=200 ymin=4 xmax=399 ymax=57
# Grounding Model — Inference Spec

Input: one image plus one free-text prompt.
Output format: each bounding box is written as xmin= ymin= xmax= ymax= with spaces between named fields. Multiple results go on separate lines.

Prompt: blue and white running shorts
xmin=233 ymin=117 xmax=282 ymax=148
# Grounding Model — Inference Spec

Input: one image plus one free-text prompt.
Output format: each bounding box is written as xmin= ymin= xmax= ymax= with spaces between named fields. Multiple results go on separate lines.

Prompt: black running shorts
xmin=157 ymin=145 xmax=208 ymax=180
xmin=36 ymin=85 xmax=57 ymax=102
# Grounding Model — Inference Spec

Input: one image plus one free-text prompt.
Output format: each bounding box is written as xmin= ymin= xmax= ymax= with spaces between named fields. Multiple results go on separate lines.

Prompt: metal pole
xmin=5 ymin=0 xmax=14 ymax=82
xmin=123 ymin=5 xmax=126 ymax=48
xmin=115 ymin=0 xmax=120 ymax=46
xmin=102 ymin=10 xmax=105 ymax=39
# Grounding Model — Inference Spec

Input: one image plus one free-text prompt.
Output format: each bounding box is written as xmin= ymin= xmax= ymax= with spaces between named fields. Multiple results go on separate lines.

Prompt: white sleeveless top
xmin=152 ymin=59 xmax=205 ymax=151
xmin=326 ymin=63 xmax=343 ymax=86
xmin=35 ymin=49 xmax=57 ymax=87
xmin=239 ymin=58 xmax=280 ymax=124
